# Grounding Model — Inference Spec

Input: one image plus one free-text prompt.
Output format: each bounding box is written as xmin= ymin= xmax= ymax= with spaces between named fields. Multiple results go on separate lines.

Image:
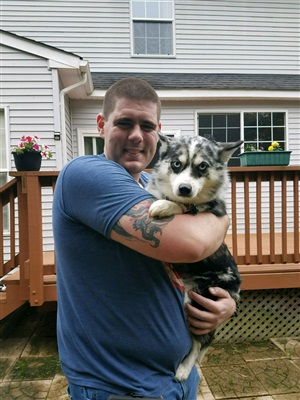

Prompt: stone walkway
xmin=0 ymin=307 xmax=299 ymax=399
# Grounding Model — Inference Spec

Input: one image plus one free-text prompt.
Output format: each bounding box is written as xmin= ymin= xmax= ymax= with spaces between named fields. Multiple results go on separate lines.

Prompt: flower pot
xmin=239 ymin=151 xmax=292 ymax=166
xmin=12 ymin=151 xmax=42 ymax=171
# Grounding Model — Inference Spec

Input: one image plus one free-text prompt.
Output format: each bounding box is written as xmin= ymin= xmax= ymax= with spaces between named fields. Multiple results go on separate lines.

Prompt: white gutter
xmin=89 ymin=89 xmax=300 ymax=101
xmin=59 ymin=72 xmax=88 ymax=165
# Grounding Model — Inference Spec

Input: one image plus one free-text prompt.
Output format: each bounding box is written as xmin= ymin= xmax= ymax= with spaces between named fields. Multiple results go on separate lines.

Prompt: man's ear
xmin=96 ymin=114 xmax=105 ymax=138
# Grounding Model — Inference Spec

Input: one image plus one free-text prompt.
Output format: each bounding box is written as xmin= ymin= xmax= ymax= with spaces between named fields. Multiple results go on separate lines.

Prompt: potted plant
xmin=239 ymin=142 xmax=291 ymax=166
xmin=11 ymin=135 xmax=53 ymax=171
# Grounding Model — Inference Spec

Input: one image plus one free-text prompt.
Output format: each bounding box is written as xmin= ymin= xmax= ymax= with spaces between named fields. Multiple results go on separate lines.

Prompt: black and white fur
xmin=147 ymin=134 xmax=243 ymax=381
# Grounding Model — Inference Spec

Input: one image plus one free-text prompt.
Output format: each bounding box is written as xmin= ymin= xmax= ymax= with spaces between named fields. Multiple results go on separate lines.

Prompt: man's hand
xmin=185 ymin=287 xmax=236 ymax=335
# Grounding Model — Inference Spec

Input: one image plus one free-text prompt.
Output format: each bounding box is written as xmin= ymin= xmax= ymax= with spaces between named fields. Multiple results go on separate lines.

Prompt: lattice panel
xmin=215 ymin=288 xmax=300 ymax=342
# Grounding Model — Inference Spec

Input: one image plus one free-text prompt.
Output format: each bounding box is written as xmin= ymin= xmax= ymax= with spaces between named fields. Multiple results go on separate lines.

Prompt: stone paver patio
xmin=0 ymin=307 xmax=299 ymax=399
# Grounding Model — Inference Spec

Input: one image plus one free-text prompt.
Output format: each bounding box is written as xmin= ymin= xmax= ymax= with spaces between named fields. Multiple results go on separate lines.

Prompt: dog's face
xmin=151 ymin=135 xmax=243 ymax=205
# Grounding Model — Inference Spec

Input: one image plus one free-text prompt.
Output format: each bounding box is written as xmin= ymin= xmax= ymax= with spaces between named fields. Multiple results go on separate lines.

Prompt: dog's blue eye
xmin=198 ymin=162 xmax=209 ymax=172
xmin=171 ymin=160 xmax=181 ymax=172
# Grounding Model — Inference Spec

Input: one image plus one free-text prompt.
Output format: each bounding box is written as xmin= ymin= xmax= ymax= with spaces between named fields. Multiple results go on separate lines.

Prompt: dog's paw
xmin=175 ymin=364 xmax=190 ymax=382
xmin=149 ymin=200 xmax=183 ymax=218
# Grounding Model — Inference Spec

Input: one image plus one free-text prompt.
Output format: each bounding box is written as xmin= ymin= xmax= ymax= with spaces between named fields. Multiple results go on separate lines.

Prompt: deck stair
xmin=0 ymin=251 xmax=56 ymax=319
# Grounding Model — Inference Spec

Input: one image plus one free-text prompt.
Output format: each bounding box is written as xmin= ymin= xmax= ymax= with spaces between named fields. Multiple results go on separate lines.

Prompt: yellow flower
xmin=272 ymin=141 xmax=279 ymax=147
xmin=268 ymin=145 xmax=274 ymax=151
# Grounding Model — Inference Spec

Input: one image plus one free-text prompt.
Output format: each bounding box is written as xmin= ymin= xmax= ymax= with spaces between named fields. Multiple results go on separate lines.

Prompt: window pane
xmin=244 ymin=113 xmax=257 ymax=126
xmin=198 ymin=128 xmax=212 ymax=138
xmin=135 ymin=38 xmax=145 ymax=53
xmin=213 ymin=115 xmax=226 ymax=128
xmin=230 ymin=158 xmax=240 ymax=167
xmin=160 ymin=38 xmax=172 ymax=54
xmin=259 ymin=127 xmax=271 ymax=141
xmin=96 ymin=138 xmax=104 ymax=154
xmin=147 ymin=38 xmax=160 ymax=54
xmin=273 ymin=128 xmax=285 ymax=142
xmin=228 ymin=114 xmax=240 ymax=127
xmin=273 ymin=112 xmax=285 ymax=126
xmin=146 ymin=22 xmax=159 ymax=37
xmin=132 ymin=11 xmax=173 ymax=55
xmin=160 ymin=21 xmax=172 ymax=36
xmin=160 ymin=1 xmax=173 ymax=17
xmin=84 ymin=137 xmax=93 ymax=155
xmin=228 ymin=128 xmax=240 ymax=142
xmin=258 ymin=143 xmax=268 ymax=151
xmin=134 ymin=22 xmax=146 ymax=36
xmin=132 ymin=1 xmax=145 ymax=17
xmin=213 ymin=129 xmax=226 ymax=142
xmin=258 ymin=112 xmax=271 ymax=126
xmin=244 ymin=128 xmax=257 ymax=141
xmin=146 ymin=1 xmax=159 ymax=18
xmin=198 ymin=115 xmax=212 ymax=128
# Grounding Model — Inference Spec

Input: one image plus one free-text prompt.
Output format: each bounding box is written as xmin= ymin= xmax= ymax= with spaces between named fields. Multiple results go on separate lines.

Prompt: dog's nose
xmin=178 ymin=184 xmax=192 ymax=196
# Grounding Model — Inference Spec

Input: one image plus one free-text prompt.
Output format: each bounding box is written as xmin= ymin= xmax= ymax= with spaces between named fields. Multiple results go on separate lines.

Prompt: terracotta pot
xmin=12 ymin=151 xmax=42 ymax=171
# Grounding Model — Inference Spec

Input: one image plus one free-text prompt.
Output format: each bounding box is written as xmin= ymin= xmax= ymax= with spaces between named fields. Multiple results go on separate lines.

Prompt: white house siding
xmin=0 ymin=45 xmax=56 ymax=167
xmin=1 ymin=0 xmax=299 ymax=74
xmin=0 ymin=43 xmax=57 ymax=253
xmin=71 ymin=98 xmax=300 ymax=234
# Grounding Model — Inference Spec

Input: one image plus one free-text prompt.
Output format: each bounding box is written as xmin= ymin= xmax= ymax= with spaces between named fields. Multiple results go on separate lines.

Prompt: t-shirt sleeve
xmin=59 ymin=156 xmax=155 ymax=238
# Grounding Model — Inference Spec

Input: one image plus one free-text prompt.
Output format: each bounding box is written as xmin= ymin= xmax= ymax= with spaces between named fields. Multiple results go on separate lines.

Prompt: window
xmin=77 ymin=131 xmax=104 ymax=156
xmin=198 ymin=113 xmax=241 ymax=166
xmin=244 ymin=112 xmax=286 ymax=151
xmin=84 ymin=136 xmax=104 ymax=155
xmin=197 ymin=111 xmax=287 ymax=166
xmin=131 ymin=0 xmax=174 ymax=56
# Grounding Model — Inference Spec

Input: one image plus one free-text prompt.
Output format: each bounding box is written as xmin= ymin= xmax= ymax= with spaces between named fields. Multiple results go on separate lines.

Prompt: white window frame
xmin=195 ymin=108 xmax=289 ymax=152
xmin=241 ymin=111 xmax=288 ymax=151
xmin=77 ymin=130 xmax=103 ymax=156
xmin=130 ymin=0 xmax=176 ymax=58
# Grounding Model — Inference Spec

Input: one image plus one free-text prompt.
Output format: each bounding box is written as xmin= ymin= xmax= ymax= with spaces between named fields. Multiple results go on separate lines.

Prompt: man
xmin=53 ymin=78 xmax=236 ymax=400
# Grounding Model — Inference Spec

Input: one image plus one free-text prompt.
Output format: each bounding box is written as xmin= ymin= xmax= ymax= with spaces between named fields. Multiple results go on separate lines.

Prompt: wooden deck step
xmin=43 ymin=274 xmax=56 ymax=284
xmin=0 ymin=268 xmax=26 ymax=320
xmin=43 ymin=251 xmax=55 ymax=274
xmin=24 ymin=251 xmax=56 ymax=276
xmin=1 ymin=268 xmax=20 ymax=285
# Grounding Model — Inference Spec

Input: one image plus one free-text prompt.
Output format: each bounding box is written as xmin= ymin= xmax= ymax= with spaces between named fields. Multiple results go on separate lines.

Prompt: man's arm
xmin=111 ymin=198 xmax=229 ymax=263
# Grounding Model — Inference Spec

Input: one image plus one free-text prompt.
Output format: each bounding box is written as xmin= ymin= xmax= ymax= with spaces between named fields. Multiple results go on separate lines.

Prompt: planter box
xmin=239 ymin=151 xmax=291 ymax=166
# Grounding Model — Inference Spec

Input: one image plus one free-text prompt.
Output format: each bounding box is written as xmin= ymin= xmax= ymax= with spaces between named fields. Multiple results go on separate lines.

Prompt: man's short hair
xmin=103 ymin=77 xmax=161 ymax=121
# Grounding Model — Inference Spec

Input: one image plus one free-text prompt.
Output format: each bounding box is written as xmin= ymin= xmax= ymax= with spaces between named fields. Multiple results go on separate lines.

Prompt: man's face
xmin=97 ymin=97 xmax=161 ymax=180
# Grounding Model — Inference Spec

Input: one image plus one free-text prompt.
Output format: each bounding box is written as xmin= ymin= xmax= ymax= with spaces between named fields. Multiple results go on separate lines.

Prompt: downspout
xmin=59 ymin=72 xmax=87 ymax=165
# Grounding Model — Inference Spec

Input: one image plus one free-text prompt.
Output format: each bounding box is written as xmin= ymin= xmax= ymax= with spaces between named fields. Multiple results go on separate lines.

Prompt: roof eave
xmin=88 ymin=89 xmax=300 ymax=101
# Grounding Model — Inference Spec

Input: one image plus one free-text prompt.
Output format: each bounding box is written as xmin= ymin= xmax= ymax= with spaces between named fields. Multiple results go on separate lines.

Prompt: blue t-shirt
xmin=53 ymin=154 xmax=192 ymax=396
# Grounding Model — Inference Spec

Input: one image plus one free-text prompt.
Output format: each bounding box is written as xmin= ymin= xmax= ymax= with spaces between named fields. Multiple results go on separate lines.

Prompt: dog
xmin=147 ymin=134 xmax=242 ymax=381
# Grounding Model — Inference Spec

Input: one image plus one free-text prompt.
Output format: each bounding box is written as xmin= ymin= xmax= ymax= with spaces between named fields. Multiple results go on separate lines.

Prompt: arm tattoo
xmin=113 ymin=199 xmax=174 ymax=248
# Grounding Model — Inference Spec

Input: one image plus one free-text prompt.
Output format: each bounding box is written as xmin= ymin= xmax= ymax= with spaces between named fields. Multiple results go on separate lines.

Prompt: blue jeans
xmin=67 ymin=366 xmax=200 ymax=400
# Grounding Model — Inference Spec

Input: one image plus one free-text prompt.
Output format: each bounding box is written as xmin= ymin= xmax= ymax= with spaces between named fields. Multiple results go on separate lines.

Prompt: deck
xmin=1 ymin=166 xmax=300 ymax=319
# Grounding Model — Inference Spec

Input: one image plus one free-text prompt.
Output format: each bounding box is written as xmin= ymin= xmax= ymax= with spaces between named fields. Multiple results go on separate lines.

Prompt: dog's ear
xmin=157 ymin=132 xmax=171 ymax=159
xmin=158 ymin=132 xmax=171 ymax=144
xmin=218 ymin=140 xmax=243 ymax=163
